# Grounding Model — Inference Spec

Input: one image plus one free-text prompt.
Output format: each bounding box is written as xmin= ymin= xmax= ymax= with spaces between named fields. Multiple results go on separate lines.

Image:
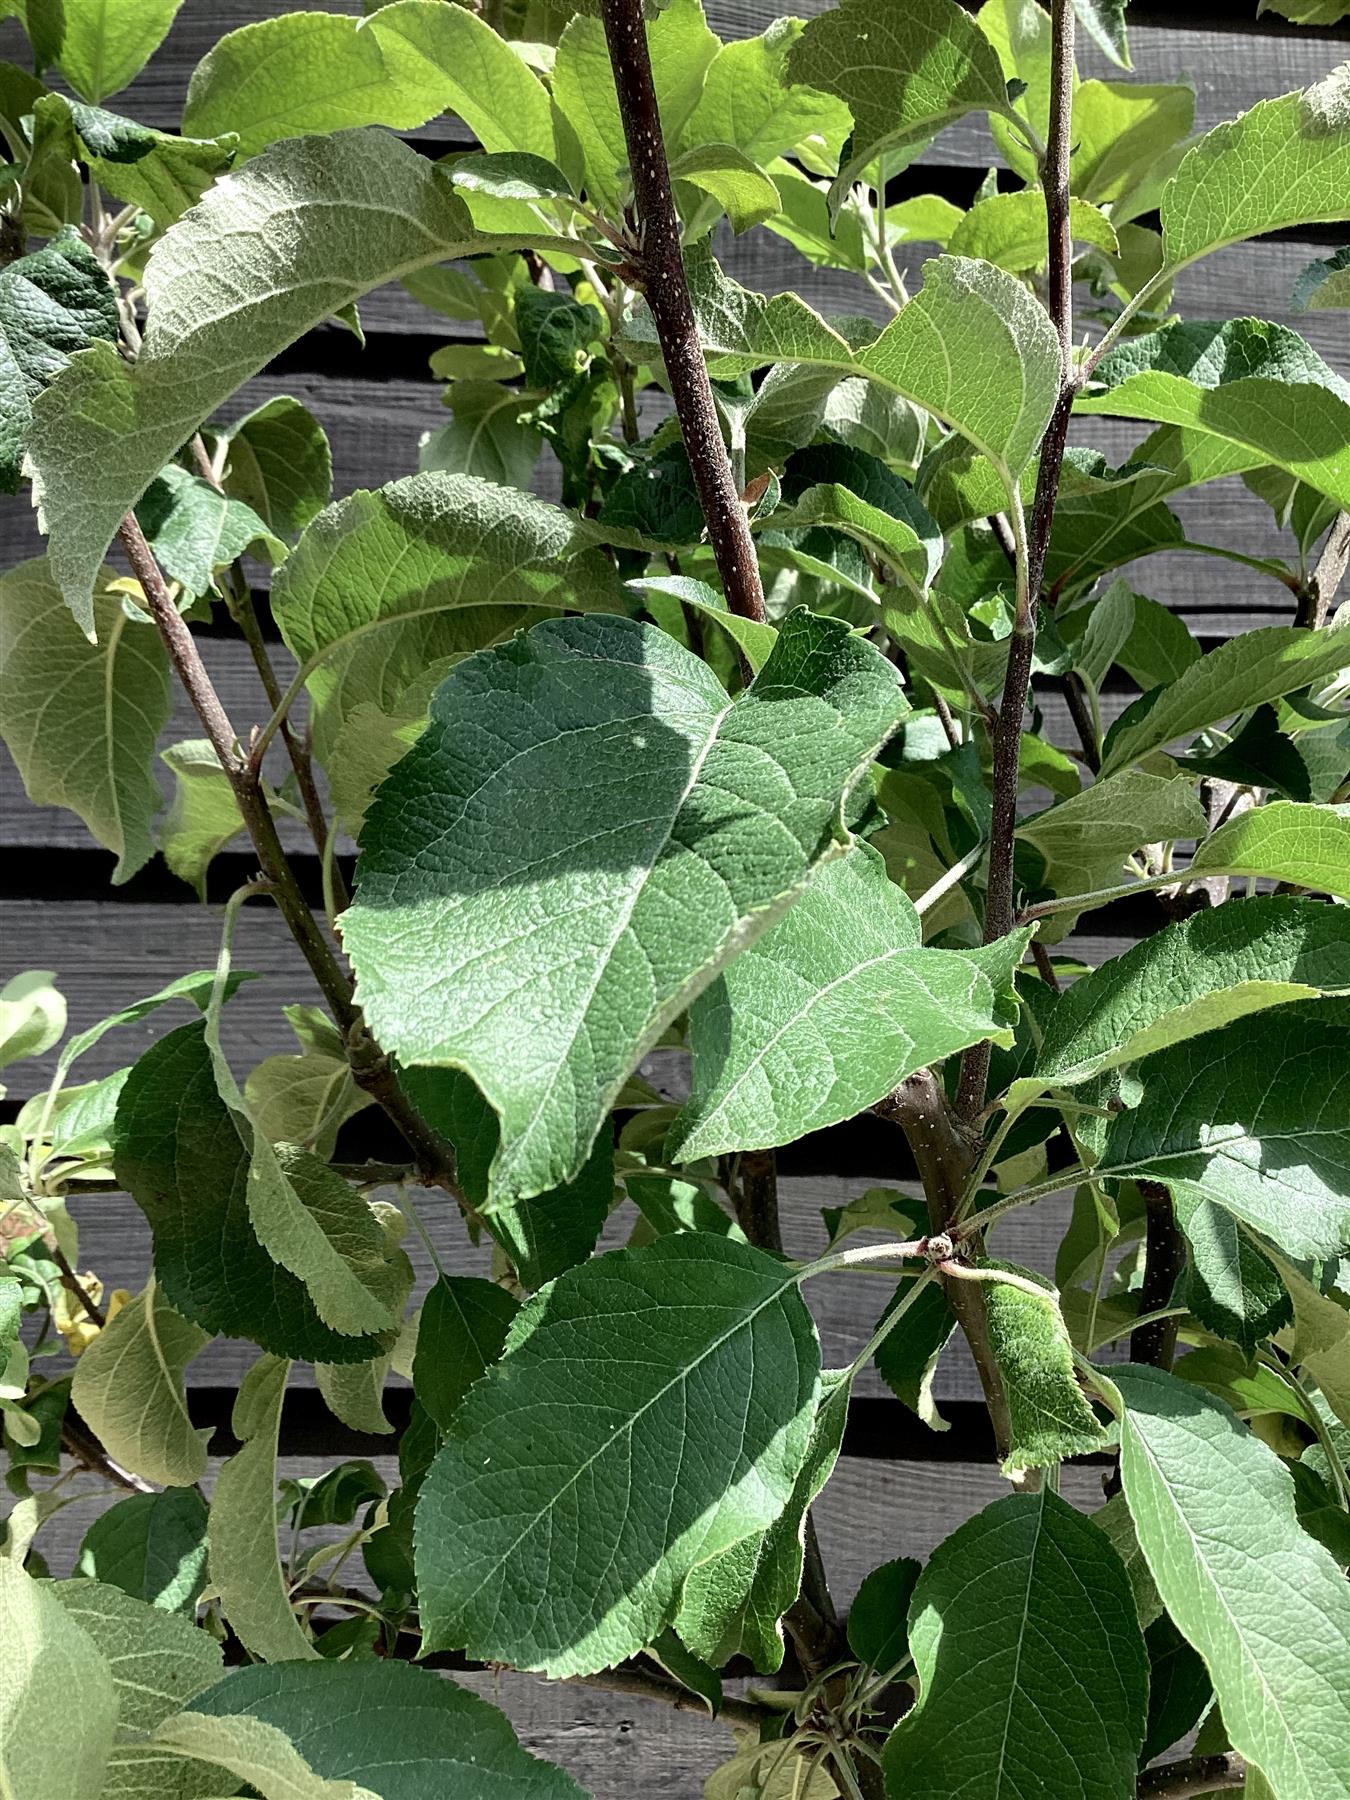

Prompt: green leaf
xmin=271 ymin=470 xmax=622 ymax=767
xmin=158 ymin=740 xmax=253 ymax=900
xmin=1080 ymin=320 xmax=1350 ymax=534
xmin=412 ymin=1274 xmax=518 ymax=1432
xmin=217 ymin=396 xmax=332 ymax=540
xmin=1073 ymin=0 xmax=1131 ymax=66
xmin=1177 ymin=1194 xmax=1292 ymax=1357
xmin=0 ymin=558 xmax=171 ymax=880
xmin=1016 ymin=770 xmax=1206 ymax=896
xmin=401 ymin=1065 xmax=615 ymax=1288
xmin=1261 ymin=0 xmax=1350 ymax=18
xmin=788 ymin=0 xmax=1020 ymax=207
xmin=670 ymin=142 xmax=782 ymax=233
xmin=1295 ymin=246 xmax=1350 ymax=313
xmin=846 ymin=1555 xmax=921 ymax=1674
xmin=985 ymin=1268 xmax=1110 ymax=1474
xmin=113 ymin=1023 xmax=402 ymax=1363
xmin=136 ymin=462 xmax=283 ymax=595
xmin=184 ymin=0 xmax=556 ymax=161
xmin=75 ymin=1487 xmax=209 ymax=1615
xmin=1071 ymin=79 xmax=1194 ymax=211
xmin=669 ymin=843 xmax=1025 ymax=1160
xmin=626 ymin=573 xmax=779 ymax=672
xmin=70 ymin=1277 xmax=211 ymax=1487
xmin=419 ymin=378 xmax=543 ymax=490
xmin=680 ymin=18 xmax=851 ymax=168
xmin=415 ymin=1234 xmax=820 ymax=1677
xmin=1111 ymin=1363 xmax=1350 ymax=1799
xmin=27 ymin=128 xmax=551 ymax=631
xmin=448 ymin=151 xmax=575 ymax=204
xmin=1272 ymin=1253 xmax=1350 ymax=1432
xmin=1098 ymin=1007 xmax=1350 ymax=1259
xmin=61 ymin=97 xmax=236 ymax=226
xmin=345 ymin=611 xmax=906 ymax=1207
xmin=875 ymin=1266 xmax=959 ymax=1432
xmin=770 ymin=442 xmax=942 ymax=597
xmin=167 ymin=1658 xmax=587 ymax=1799
xmin=152 ymin=1711 xmax=372 ymax=1800
xmin=1141 ymin=1614 xmax=1212 ymax=1766
xmin=0 ymin=235 xmax=119 ymax=491
xmin=1190 ymin=801 xmax=1350 ymax=898
xmin=947 ymin=192 xmax=1118 ymax=271
xmin=53 ymin=965 xmax=248 ymax=1080
xmin=51 ymin=1577 xmax=223 ymax=1736
xmin=47 ymin=0 xmax=185 ymax=103
xmin=620 ymin=246 xmax=1061 ymax=482
xmin=1029 ymin=896 xmax=1350 ymax=1090
xmin=0 ymin=970 xmax=65 ymax=1074
xmin=208 ymin=1355 xmax=316 ymax=1664
xmin=674 ymin=1370 xmax=850 ymax=1674
xmin=0 ymin=1557 xmax=117 ymax=1800
xmin=882 ymin=1488 xmax=1148 ymax=1798
xmin=243 ymin=1018 xmax=368 ymax=1164
xmin=1162 ymin=70 xmax=1350 ymax=270
xmin=553 ymin=0 xmax=719 ymax=205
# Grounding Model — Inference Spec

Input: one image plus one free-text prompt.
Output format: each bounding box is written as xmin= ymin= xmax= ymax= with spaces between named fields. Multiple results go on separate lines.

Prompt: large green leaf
xmin=621 ymin=246 xmax=1060 ymax=482
xmin=882 ymin=1489 xmax=1148 ymax=1798
xmin=169 ymin=1659 xmax=586 ymax=1799
xmin=46 ymin=0 xmax=185 ymax=103
xmin=345 ymin=611 xmax=907 ymax=1207
xmin=27 ymin=128 xmax=556 ymax=631
xmin=412 ymin=1275 xmax=518 ymax=1433
xmin=674 ymin=1370 xmax=850 ymax=1674
xmin=183 ymin=0 xmax=557 ymax=161
xmin=75 ymin=1487 xmax=209 ymax=1615
xmin=668 ymin=843 xmax=1025 ymax=1160
xmin=787 ymin=0 xmax=1019 ymax=204
xmin=415 ymin=1234 xmax=820 ymax=1677
xmin=1098 ymin=1007 xmax=1350 ymax=1258
xmin=1111 ymin=1364 xmax=1350 ymax=1800
xmin=0 ymin=236 xmax=119 ymax=491
xmin=208 ymin=1356 xmax=316 ymax=1664
xmin=1102 ymin=616 xmax=1350 ymax=774
xmin=217 ymin=396 xmax=332 ymax=541
xmin=1016 ymin=770 xmax=1206 ymax=896
xmin=1161 ymin=70 xmax=1350 ymax=270
xmin=135 ymin=462 xmax=282 ymax=596
xmin=59 ymin=97 xmax=236 ymax=227
xmin=51 ymin=1579 xmax=222 ymax=1753
xmin=70 ymin=1278 xmax=211 ymax=1487
xmin=0 ymin=558 xmax=171 ymax=880
xmin=1190 ymin=801 xmax=1350 ymax=899
xmin=680 ymin=18 xmax=850 ymax=168
xmin=271 ymin=470 xmax=623 ymax=766
xmin=113 ymin=1023 xmax=402 ymax=1362
xmin=1080 ymin=319 xmax=1350 ymax=521
xmin=0 ymin=1558 xmax=117 ymax=1800
xmin=1177 ymin=1193 xmax=1292 ymax=1358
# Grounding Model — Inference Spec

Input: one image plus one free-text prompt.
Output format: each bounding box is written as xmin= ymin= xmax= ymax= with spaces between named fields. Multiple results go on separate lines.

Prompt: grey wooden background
xmin=2 ymin=1 xmax=1349 ymax=1791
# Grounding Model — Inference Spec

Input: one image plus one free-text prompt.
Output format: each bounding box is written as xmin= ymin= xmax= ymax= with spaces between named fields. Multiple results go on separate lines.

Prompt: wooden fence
xmin=2 ymin=1 xmax=1349 ymax=1790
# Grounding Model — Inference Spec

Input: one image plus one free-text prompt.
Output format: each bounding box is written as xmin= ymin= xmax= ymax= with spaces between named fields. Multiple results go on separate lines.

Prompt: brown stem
xmin=733 ymin=1148 xmax=782 ymax=1251
xmin=1056 ymin=670 xmax=1101 ymax=772
xmin=599 ymin=0 xmax=765 ymax=624
xmin=61 ymin=1412 xmax=154 ymax=1493
xmin=957 ymin=0 xmax=1076 ymax=1121
xmin=1297 ymin=510 xmax=1350 ymax=628
xmin=1136 ymin=1753 xmax=1245 ymax=1798
xmin=877 ymin=1071 xmax=1012 ymax=1461
xmin=115 ymin=515 xmax=462 ymax=1199
xmin=50 ymin=1244 xmax=107 ymax=1329
xmin=1130 ymin=1180 xmax=1184 ymax=1369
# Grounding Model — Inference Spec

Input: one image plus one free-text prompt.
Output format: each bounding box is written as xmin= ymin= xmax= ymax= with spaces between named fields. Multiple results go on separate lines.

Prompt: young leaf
xmin=1190 ymin=801 xmax=1350 ymax=899
xmin=75 ymin=1486 xmax=209 ymax=1614
xmin=0 ymin=970 xmax=65 ymax=1074
xmin=164 ymin=1658 xmax=588 ymax=1799
xmin=680 ymin=18 xmax=851 ymax=168
xmin=217 ymin=395 xmax=332 ymax=540
xmin=345 ymin=611 xmax=907 ymax=1206
xmin=45 ymin=0 xmax=186 ymax=104
xmin=1016 ymin=771 xmax=1207 ymax=896
xmin=1111 ymin=1364 xmax=1350 ymax=1799
xmin=626 ymin=573 xmax=780 ymax=672
xmin=113 ymin=1023 xmax=401 ymax=1362
xmin=0 ymin=1557 xmax=117 ymax=1800
xmin=208 ymin=1355 xmax=316 ymax=1664
xmin=70 ymin=1278 xmax=211 ymax=1487
xmin=985 ymin=1269 xmax=1110 ymax=1474
xmin=1073 ymin=0 xmax=1131 ymax=67
xmin=1177 ymin=1194 xmax=1292 ymax=1357
xmin=674 ymin=1370 xmax=850 ymax=1673
xmin=135 ymin=462 xmax=283 ymax=596
xmin=1030 ymin=896 xmax=1350 ymax=1089
xmin=27 ymin=129 xmax=551 ymax=630
xmin=0 ymin=235 xmax=119 ymax=491
xmin=59 ymin=97 xmax=236 ymax=226
xmin=158 ymin=740 xmax=254 ymax=899
xmin=1098 ymin=1006 xmax=1350 ymax=1259
xmin=947 ymin=192 xmax=1119 ymax=271
xmin=184 ymin=0 xmax=558 ymax=161
xmin=271 ymin=470 xmax=623 ymax=766
xmin=847 ymin=1555 xmax=921 ymax=1674
xmin=0 ymin=558 xmax=171 ymax=881
xmin=243 ymin=1020 xmax=368 ymax=1165
xmin=1294 ymin=245 xmax=1350 ymax=313
xmin=881 ymin=1489 xmax=1148 ymax=1798
xmin=412 ymin=1275 xmax=518 ymax=1432
xmin=670 ymin=142 xmax=782 ymax=234
xmin=415 ymin=1235 xmax=820 ymax=1676
xmin=668 ymin=843 xmax=1026 ymax=1161
xmin=1162 ymin=70 xmax=1350 ymax=270
xmin=788 ymin=0 xmax=1020 ymax=206
xmin=875 ymin=1269 xmax=959 ymax=1431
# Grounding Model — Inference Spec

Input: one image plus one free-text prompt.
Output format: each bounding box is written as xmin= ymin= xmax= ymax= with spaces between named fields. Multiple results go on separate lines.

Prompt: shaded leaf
xmin=70 ymin=1278 xmax=211 ymax=1487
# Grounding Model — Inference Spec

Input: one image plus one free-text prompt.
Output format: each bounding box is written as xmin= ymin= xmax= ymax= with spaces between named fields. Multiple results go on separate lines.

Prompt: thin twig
xmin=958 ymin=0 xmax=1077 ymax=1121
xmin=1297 ymin=511 xmax=1350 ymax=628
xmin=115 ymin=515 xmax=463 ymax=1201
xmin=49 ymin=1244 xmax=107 ymax=1329
xmin=1129 ymin=1180 xmax=1184 ymax=1369
xmin=1136 ymin=1753 xmax=1245 ymax=1798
